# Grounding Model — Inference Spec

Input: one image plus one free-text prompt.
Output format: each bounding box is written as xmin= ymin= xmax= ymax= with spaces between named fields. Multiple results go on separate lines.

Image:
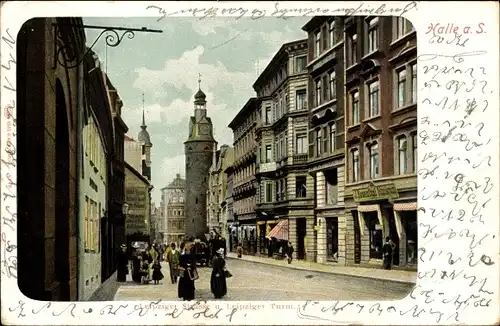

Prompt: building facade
xmin=124 ymin=135 xmax=142 ymax=173
xmin=184 ymin=85 xmax=217 ymax=240
xmin=341 ymin=17 xmax=417 ymax=268
xmin=224 ymin=165 xmax=235 ymax=252
xmin=124 ymin=162 xmax=151 ymax=241
xmin=253 ymin=39 xmax=315 ymax=261
xmin=162 ymin=174 xmax=186 ymax=245
xmin=105 ymin=73 xmax=129 ymax=268
xmin=227 ymin=98 xmax=259 ymax=254
xmin=207 ymin=145 xmax=234 ymax=238
xmin=302 ymin=17 xmax=347 ymax=265
xmin=17 ymin=18 xmax=86 ymax=301
xmin=78 ymin=50 xmax=115 ymax=299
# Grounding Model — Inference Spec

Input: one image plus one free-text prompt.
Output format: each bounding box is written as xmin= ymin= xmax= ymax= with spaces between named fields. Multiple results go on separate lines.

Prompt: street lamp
xmin=122 ymin=203 xmax=129 ymax=216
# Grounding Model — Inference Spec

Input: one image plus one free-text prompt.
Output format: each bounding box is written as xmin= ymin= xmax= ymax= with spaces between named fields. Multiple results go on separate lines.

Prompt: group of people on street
xmin=164 ymin=241 xmax=229 ymax=300
xmin=117 ymin=240 xmax=230 ymax=300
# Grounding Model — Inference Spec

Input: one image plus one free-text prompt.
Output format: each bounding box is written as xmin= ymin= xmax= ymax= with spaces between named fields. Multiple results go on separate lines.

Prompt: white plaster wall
xmin=124 ymin=139 xmax=142 ymax=172
xmin=79 ymin=122 xmax=106 ymax=300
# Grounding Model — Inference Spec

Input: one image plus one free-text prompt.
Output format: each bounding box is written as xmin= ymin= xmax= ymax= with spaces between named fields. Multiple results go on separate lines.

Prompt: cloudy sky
xmin=83 ymin=17 xmax=310 ymax=203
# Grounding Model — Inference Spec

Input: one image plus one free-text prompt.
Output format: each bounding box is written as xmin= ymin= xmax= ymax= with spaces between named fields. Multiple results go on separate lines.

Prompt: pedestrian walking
xmin=286 ymin=242 xmax=294 ymax=264
xmin=117 ymin=244 xmax=129 ymax=282
xmin=152 ymin=259 xmax=164 ymax=284
xmin=236 ymin=243 xmax=243 ymax=258
xmin=210 ymin=248 xmax=228 ymax=299
xmin=178 ymin=244 xmax=198 ymax=301
xmin=167 ymin=242 xmax=181 ymax=284
xmin=131 ymin=252 xmax=142 ymax=283
xmin=382 ymin=237 xmax=394 ymax=270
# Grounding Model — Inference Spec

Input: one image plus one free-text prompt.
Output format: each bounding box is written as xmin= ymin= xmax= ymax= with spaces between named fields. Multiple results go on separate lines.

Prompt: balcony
xmin=293 ymin=153 xmax=308 ymax=164
xmin=259 ymin=162 xmax=277 ymax=173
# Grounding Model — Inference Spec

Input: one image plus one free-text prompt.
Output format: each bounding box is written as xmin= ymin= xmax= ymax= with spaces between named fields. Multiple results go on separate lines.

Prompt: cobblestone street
xmin=113 ymin=259 xmax=413 ymax=301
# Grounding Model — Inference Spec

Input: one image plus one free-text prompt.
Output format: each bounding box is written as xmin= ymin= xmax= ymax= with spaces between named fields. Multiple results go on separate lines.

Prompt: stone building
xmin=253 ymin=39 xmax=315 ymax=261
xmin=78 ymin=50 xmax=115 ymax=299
xmin=207 ymin=145 xmax=234 ymax=238
xmin=124 ymin=135 xmax=142 ymax=173
xmin=17 ymin=17 xmax=86 ymax=301
xmin=302 ymin=17 xmax=347 ymax=265
xmin=162 ymin=174 xmax=186 ymax=245
xmin=227 ymin=98 xmax=259 ymax=254
xmin=124 ymin=162 xmax=151 ymax=240
xmin=341 ymin=17 xmax=417 ymax=268
xmin=184 ymin=82 xmax=217 ymax=240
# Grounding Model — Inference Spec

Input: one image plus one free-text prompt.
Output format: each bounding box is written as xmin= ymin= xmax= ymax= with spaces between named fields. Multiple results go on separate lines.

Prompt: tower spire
xmin=198 ymin=73 xmax=202 ymax=90
xmin=141 ymin=92 xmax=146 ymax=128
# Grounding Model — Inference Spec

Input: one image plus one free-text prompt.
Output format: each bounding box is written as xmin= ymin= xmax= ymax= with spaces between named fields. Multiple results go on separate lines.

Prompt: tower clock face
xmin=200 ymin=124 xmax=209 ymax=135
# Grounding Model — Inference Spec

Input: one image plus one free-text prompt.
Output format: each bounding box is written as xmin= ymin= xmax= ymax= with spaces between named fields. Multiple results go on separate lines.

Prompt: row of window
xmin=84 ymin=117 xmax=106 ymax=175
xmin=168 ymin=208 xmax=184 ymax=216
xmin=350 ymin=134 xmax=417 ymax=183
xmin=313 ymin=123 xmax=337 ymax=157
xmin=346 ymin=17 xmax=415 ymax=67
xmin=263 ymin=89 xmax=307 ymax=125
xmin=314 ymin=19 xmax=338 ymax=58
xmin=258 ymin=62 xmax=289 ymax=98
xmin=314 ymin=70 xmax=336 ymax=107
xmin=167 ymin=220 xmax=184 ymax=231
xmin=168 ymin=195 xmax=184 ymax=203
xmin=262 ymin=176 xmax=308 ymax=203
xmin=234 ymin=163 xmax=256 ymax=185
xmin=349 ymin=63 xmax=417 ymax=125
xmin=233 ymin=110 xmax=258 ymax=140
xmin=84 ymin=196 xmax=101 ymax=252
xmin=235 ymin=131 xmax=256 ymax=158
xmin=234 ymin=196 xmax=256 ymax=215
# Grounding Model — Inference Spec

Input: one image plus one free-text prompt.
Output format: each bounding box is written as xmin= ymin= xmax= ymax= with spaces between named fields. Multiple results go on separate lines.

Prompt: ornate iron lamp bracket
xmin=52 ymin=23 xmax=162 ymax=70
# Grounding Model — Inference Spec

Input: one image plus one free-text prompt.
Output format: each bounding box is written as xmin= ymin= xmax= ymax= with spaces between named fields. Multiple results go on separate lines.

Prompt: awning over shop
xmin=392 ymin=201 xmax=417 ymax=240
xmin=266 ymin=219 xmax=288 ymax=241
xmin=357 ymin=204 xmax=383 ymax=237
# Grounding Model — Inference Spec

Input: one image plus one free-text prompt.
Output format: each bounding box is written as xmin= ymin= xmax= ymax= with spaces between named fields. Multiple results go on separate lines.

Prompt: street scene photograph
xmin=15 ymin=15 xmax=418 ymax=302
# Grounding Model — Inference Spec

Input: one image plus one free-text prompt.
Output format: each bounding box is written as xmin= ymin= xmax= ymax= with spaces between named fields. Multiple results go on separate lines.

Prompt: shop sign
xmin=353 ymin=183 xmax=399 ymax=202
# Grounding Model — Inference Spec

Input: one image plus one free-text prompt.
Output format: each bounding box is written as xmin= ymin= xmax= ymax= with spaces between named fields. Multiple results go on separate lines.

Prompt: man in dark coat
xmin=382 ymin=237 xmax=394 ymax=270
xmin=117 ymin=244 xmax=129 ymax=282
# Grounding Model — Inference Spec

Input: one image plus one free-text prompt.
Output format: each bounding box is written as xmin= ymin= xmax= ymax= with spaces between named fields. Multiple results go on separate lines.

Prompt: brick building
xmin=228 ymin=98 xmax=259 ymax=254
xmin=253 ymin=39 xmax=316 ymax=261
xmin=302 ymin=17 xmax=347 ymax=265
xmin=341 ymin=16 xmax=417 ymax=268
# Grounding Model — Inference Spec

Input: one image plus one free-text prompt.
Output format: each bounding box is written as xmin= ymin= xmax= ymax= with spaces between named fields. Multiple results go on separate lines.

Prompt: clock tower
xmin=184 ymin=75 xmax=217 ymax=240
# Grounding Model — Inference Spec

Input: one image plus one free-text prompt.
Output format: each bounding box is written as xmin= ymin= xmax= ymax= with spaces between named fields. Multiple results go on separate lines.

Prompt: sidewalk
xmin=226 ymin=252 xmax=416 ymax=285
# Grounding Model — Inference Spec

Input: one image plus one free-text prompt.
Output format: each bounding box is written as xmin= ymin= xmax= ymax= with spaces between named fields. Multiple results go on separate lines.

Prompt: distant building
xmin=124 ymin=135 xmax=142 ymax=173
xmin=184 ymin=82 xmax=217 ymax=240
xmin=124 ymin=162 xmax=151 ymax=240
xmin=227 ymin=98 xmax=259 ymax=254
xmin=151 ymin=204 xmax=163 ymax=244
xmin=207 ymin=145 xmax=234 ymax=238
xmin=162 ymin=174 xmax=186 ymax=245
xmin=124 ymin=110 xmax=152 ymax=182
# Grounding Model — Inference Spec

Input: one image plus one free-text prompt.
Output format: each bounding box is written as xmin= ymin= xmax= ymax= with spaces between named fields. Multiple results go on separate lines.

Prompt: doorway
xmin=55 ymin=80 xmax=70 ymax=301
xmin=352 ymin=210 xmax=361 ymax=264
xmin=326 ymin=217 xmax=338 ymax=262
xmin=386 ymin=209 xmax=400 ymax=266
xmin=296 ymin=218 xmax=306 ymax=260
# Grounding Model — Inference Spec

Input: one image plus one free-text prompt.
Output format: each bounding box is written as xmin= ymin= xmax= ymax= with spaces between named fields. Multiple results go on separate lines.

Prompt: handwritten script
xmin=146 ymin=2 xmax=418 ymax=21
xmin=1 ymin=26 xmax=18 ymax=281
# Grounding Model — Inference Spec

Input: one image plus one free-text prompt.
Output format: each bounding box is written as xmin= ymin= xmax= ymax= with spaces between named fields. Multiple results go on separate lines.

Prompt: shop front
xmin=316 ymin=212 xmax=345 ymax=264
xmin=257 ymin=217 xmax=279 ymax=257
xmin=392 ymin=201 xmax=418 ymax=267
xmin=350 ymin=182 xmax=401 ymax=266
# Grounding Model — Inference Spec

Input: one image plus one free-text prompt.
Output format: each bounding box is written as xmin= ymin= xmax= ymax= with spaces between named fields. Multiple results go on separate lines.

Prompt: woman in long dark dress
xmin=210 ymin=249 xmax=227 ymax=299
xmin=177 ymin=244 xmax=197 ymax=301
xmin=132 ymin=253 xmax=142 ymax=283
